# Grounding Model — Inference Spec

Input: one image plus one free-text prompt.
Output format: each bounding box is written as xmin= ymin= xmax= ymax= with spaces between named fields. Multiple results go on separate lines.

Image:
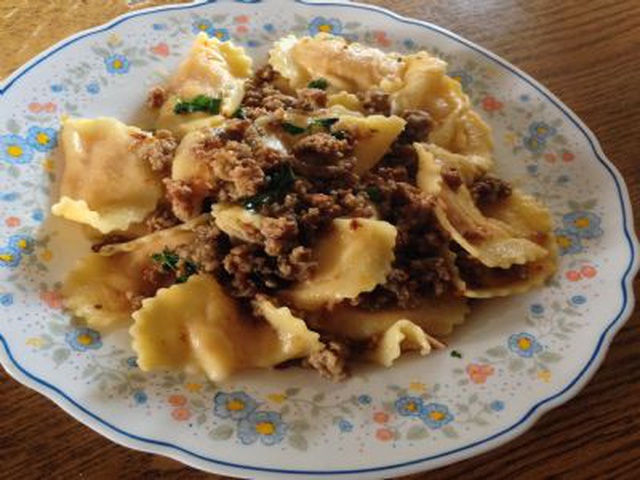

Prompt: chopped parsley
xmin=307 ymin=78 xmax=329 ymax=90
xmin=233 ymin=107 xmax=247 ymax=119
xmin=151 ymin=249 xmax=180 ymax=272
xmin=174 ymin=95 xmax=222 ymax=115
xmin=331 ymin=130 xmax=348 ymax=140
xmin=310 ymin=117 xmax=339 ymax=129
xmin=450 ymin=350 xmax=463 ymax=359
xmin=151 ymin=248 xmax=198 ymax=284
xmin=364 ymin=186 xmax=383 ymax=203
xmin=244 ymin=163 xmax=296 ymax=211
xmin=176 ymin=259 xmax=199 ymax=284
xmin=281 ymin=122 xmax=307 ymax=135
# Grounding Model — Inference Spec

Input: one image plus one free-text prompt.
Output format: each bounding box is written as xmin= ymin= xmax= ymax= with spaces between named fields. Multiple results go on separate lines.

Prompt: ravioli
xmin=62 ymin=218 xmax=205 ymax=328
xmin=51 ymin=117 xmax=164 ymax=234
xmin=156 ymin=33 xmax=253 ymax=137
xmin=131 ymin=275 xmax=321 ymax=381
xmin=287 ymin=218 xmax=397 ymax=310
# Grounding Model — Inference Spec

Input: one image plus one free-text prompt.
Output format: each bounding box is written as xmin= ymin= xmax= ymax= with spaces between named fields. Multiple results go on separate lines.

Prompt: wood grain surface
xmin=1 ymin=1 xmax=639 ymax=478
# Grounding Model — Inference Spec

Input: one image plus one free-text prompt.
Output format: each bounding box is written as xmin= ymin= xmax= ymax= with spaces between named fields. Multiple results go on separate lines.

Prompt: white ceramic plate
xmin=0 ymin=1 xmax=637 ymax=478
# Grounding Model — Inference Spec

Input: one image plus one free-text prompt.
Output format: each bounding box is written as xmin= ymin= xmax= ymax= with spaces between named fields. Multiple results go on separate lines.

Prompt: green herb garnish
xmin=176 ymin=259 xmax=198 ymax=284
xmin=310 ymin=117 xmax=339 ymax=129
xmin=365 ymin=186 xmax=383 ymax=203
xmin=174 ymin=95 xmax=222 ymax=115
xmin=233 ymin=107 xmax=246 ymax=119
xmin=450 ymin=350 xmax=463 ymax=359
xmin=307 ymin=78 xmax=329 ymax=90
xmin=244 ymin=163 xmax=296 ymax=211
xmin=151 ymin=248 xmax=180 ymax=272
xmin=282 ymin=122 xmax=307 ymax=135
xmin=331 ymin=130 xmax=347 ymax=140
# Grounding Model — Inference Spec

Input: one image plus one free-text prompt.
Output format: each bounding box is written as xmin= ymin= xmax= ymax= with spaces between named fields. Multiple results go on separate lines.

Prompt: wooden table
xmin=1 ymin=1 xmax=638 ymax=478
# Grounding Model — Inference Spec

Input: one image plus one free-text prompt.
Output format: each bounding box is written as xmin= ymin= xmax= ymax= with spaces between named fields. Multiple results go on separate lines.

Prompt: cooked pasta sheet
xmin=54 ymin=33 xmax=557 ymax=382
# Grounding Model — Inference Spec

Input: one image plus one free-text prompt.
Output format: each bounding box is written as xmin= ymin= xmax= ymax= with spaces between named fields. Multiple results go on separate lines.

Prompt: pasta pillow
xmin=51 ymin=117 xmax=164 ymax=234
xmin=287 ymin=218 xmax=397 ymax=310
xmin=62 ymin=218 xmax=205 ymax=328
xmin=156 ymin=33 xmax=253 ymax=137
xmin=131 ymin=275 xmax=321 ymax=381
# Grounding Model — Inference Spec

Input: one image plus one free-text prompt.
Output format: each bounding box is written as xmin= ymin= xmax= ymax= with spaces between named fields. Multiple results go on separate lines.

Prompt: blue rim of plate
xmin=0 ymin=0 xmax=637 ymax=477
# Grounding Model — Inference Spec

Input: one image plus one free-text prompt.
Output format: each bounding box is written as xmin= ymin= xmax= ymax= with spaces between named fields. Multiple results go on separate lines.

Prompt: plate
xmin=0 ymin=1 xmax=637 ymax=478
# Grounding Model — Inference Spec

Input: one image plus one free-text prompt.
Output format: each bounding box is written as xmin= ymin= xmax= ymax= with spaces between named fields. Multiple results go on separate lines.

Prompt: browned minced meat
xmin=470 ymin=175 xmax=513 ymax=205
xmin=145 ymin=204 xmax=180 ymax=232
xmin=442 ymin=167 xmax=463 ymax=191
xmin=297 ymin=88 xmax=328 ymax=110
xmin=398 ymin=109 xmax=433 ymax=143
xmin=146 ymin=85 xmax=167 ymax=109
xmin=182 ymin=221 xmax=223 ymax=273
xmin=240 ymin=65 xmax=300 ymax=118
xmin=360 ymin=90 xmax=391 ymax=116
xmin=261 ymin=215 xmax=299 ymax=256
xmin=303 ymin=339 xmax=350 ymax=382
xmin=291 ymin=132 xmax=357 ymax=181
xmin=164 ymin=179 xmax=204 ymax=221
xmin=354 ymin=175 xmax=454 ymax=309
xmin=130 ymin=129 xmax=177 ymax=173
xmin=220 ymin=243 xmax=316 ymax=298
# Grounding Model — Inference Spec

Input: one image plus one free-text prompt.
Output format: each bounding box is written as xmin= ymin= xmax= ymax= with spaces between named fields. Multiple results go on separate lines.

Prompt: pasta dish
xmin=52 ymin=33 xmax=557 ymax=381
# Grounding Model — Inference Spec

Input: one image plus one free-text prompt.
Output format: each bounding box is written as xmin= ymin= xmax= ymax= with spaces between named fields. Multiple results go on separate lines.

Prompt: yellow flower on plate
xmin=41 ymin=250 xmax=53 ymax=262
xmin=408 ymin=382 xmax=427 ymax=393
xmin=537 ymin=369 xmax=551 ymax=382
xmin=185 ymin=382 xmax=202 ymax=393
xmin=26 ymin=337 xmax=44 ymax=348
xmin=267 ymin=393 xmax=287 ymax=404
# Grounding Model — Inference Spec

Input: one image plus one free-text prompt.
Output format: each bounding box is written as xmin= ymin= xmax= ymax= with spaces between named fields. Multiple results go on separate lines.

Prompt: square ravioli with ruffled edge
xmin=53 ymin=32 xmax=557 ymax=382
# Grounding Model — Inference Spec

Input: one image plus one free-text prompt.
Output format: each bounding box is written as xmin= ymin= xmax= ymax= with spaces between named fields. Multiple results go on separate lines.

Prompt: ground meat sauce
xmin=124 ymin=68 xmax=516 ymax=380
xmin=470 ymin=175 xmax=513 ymax=205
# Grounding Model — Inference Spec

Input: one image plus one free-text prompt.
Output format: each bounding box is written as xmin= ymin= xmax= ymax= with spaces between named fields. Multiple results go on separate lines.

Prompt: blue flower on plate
xmin=237 ymin=410 xmax=287 ymax=446
xmin=338 ymin=419 xmax=353 ymax=433
xmin=1 ymin=192 xmax=19 ymax=201
xmin=133 ymin=390 xmax=148 ymax=405
xmin=395 ymin=396 xmax=424 ymax=417
xmin=50 ymin=84 xmax=64 ymax=93
xmin=555 ymin=228 xmax=584 ymax=255
xmin=8 ymin=234 xmax=34 ymax=254
xmin=403 ymin=38 xmax=416 ymax=50
xmin=105 ymin=54 xmax=130 ymax=74
xmin=26 ymin=126 xmax=57 ymax=152
xmin=209 ymin=28 xmax=230 ymax=42
xmin=562 ymin=211 xmax=603 ymax=239
xmin=490 ymin=400 xmax=505 ymax=411
xmin=192 ymin=18 xmax=214 ymax=34
xmin=0 ymin=293 xmax=14 ymax=306
xmin=308 ymin=16 xmax=343 ymax=36
xmin=65 ymin=327 xmax=102 ymax=352
xmin=213 ymin=391 xmax=258 ymax=420
xmin=358 ymin=394 xmax=372 ymax=405
xmin=529 ymin=121 xmax=556 ymax=140
xmin=571 ymin=295 xmax=587 ymax=306
xmin=86 ymin=83 xmax=100 ymax=95
xmin=32 ymin=209 xmax=44 ymax=222
xmin=0 ymin=134 xmax=34 ymax=164
xmin=152 ymin=23 xmax=167 ymax=31
xmin=523 ymin=135 xmax=545 ymax=154
xmin=449 ymin=70 xmax=473 ymax=90
xmin=263 ymin=23 xmax=275 ymax=33
xmin=420 ymin=403 xmax=454 ymax=429
xmin=530 ymin=303 xmax=544 ymax=316
xmin=508 ymin=332 xmax=542 ymax=358
xmin=247 ymin=40 xmax=260 ymax=48
xmin=0 ymin=247 xmax=21 ymax=269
